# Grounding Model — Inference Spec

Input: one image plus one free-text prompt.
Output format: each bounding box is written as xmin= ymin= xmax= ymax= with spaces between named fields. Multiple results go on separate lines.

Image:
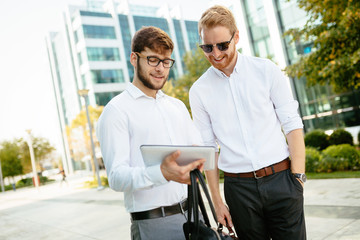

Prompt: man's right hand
xmin=215 ymin=201 xmax=233 ymax=227
xmin=160 ymin=150 xmax=205 ymax=185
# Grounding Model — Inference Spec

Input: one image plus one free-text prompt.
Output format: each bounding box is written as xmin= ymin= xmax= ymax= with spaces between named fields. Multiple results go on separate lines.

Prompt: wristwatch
xmin=293 ymin=173 xmax=307 ymax=183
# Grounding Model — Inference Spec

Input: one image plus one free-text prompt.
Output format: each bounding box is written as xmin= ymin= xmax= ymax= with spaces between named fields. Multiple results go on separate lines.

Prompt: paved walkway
xmin=0 ymin=172 xmax=359 ymax=240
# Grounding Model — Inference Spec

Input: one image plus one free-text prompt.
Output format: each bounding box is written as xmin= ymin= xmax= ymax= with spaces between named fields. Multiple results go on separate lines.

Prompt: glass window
xmin=86 ymin=47 xmax=120 ymax=61
xmin=81 ymin=74 xmax=87 ymax=89
xmin=185 ymin=20 xmax=199 ymax=50
xmin=243 ymin=0 xmax=274 ymax=59
xmin=91 ymin=69 xmax=124 ymax=84
xmin=77 ymin=52 xmax=83 ymax=65
xmin=79 ymin=11 xmax=112 ymax=18
xmin=74 ymin=28 xmax=81 ymax=43
xmin=95 ymin=92 xmax=121 ymax=106
xmin=133 ymin=16 xmax=170 ymax=35
xmin=118 ymin=14 xmax=133 ymax=80
xmin=83 ymin=25 xmax=116 ymax=39
xmin=173 ymin=19 xmax=186 ymax=69
xmin=340 ymin=109 xmax=360 ymax=127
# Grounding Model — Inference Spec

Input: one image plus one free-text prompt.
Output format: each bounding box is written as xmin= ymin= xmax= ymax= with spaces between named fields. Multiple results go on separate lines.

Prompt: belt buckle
xmin=253 ymin=171 xmax=264 ymax=179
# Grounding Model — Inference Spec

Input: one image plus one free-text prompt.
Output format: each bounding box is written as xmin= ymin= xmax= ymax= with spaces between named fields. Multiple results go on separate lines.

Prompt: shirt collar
xmin=126 ymin=82 xmax=165 ymax=99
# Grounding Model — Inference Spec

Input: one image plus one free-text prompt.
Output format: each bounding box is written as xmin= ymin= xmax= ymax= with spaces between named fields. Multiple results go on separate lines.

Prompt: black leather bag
xmin=183 ymin=169 xmax=238 ymax=240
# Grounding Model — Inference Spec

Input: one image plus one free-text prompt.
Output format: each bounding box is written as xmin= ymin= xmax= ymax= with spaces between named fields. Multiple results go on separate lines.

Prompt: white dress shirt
xmin=189 ymin=54 xmax=303 ymax=173
xmin=97 ymin=83 xmax=202 ymax=213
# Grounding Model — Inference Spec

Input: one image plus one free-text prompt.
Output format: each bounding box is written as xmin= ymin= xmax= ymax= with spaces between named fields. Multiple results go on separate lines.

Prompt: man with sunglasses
xmin=97 ymin=26 xmax=205 ymax=239
xmin=189 ymin=5 xmax=306 ymax=240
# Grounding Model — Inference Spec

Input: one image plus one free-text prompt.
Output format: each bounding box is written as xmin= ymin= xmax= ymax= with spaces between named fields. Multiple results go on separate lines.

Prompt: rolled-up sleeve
xmin=269 ymin=62 xmax=303 ymax=134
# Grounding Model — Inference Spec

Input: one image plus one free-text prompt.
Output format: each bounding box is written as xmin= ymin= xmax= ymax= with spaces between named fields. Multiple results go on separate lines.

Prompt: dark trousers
xmin=224 ymin=169 xmax=306 ymax=240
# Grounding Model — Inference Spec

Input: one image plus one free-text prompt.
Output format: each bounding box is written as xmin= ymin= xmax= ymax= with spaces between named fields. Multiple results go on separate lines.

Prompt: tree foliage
xmin=19 ymin=134 xmax=56 ymax=173
xmin=71 ymin=105 xmax=104 ymax=129
xmin=67 ymin=105 xmax=103 ymax=173
xmin=163 ymin=47 xmax=211 ymax=113
xmin=285 ymin=0 xmax=360 ymax=92
xmin=0 ymin=140 xmax=23 ymax=178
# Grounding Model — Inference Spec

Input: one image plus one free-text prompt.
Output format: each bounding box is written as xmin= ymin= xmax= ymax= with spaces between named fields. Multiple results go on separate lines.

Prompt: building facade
xmin=216 ymin=0 xmax=360 ymax=139
xmin=48 ymin=0 xmax=360 ymax=172
xmin=46 ymin=0 xmax=200 ymax=173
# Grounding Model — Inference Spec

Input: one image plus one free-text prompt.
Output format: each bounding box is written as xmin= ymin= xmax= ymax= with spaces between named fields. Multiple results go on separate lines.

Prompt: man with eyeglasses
xmin=189 ymin=5 xmax=306 ymax=240
xmin=97 ymin=26 xmax=205 ymax=239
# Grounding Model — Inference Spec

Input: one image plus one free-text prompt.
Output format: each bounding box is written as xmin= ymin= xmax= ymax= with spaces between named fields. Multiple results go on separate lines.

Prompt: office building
xmin=46 ymin=0 xmax=200 ymax=172
xmin=216 ymin=0 xmax=360 ymax=139
xmin=48 ymin=0 xmax=360 ymax=172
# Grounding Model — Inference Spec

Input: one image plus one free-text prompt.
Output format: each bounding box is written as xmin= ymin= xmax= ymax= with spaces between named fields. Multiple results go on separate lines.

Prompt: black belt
xmin=131 ymin=199 xmax=187 ymax=221
xmin=224 ymin=157 xmax=290 ymax=179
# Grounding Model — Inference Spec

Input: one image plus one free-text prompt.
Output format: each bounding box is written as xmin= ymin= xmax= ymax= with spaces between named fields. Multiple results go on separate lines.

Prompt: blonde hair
xmin=198 ymin=5 xmax=237 ymax=36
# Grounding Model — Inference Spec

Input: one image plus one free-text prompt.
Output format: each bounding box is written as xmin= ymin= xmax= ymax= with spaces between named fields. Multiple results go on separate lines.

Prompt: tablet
xmin=140 ymin=145 xmax=216 ymax=170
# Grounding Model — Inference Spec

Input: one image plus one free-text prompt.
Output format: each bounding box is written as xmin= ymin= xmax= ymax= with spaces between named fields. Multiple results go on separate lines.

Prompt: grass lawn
xmin=307 ymin=171 xmax=360 ymax=179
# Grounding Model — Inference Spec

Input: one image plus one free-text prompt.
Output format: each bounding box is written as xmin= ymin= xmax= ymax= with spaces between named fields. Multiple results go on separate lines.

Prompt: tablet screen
xmin=140 ymin=145 xmax=216 ymax=170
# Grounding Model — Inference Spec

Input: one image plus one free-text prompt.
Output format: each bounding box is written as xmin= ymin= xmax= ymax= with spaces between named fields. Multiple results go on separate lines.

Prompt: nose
xmin=212 ymin=46 xmax=222 ymax=58
xmin=155 ymin=62 xmax=165 ymax=71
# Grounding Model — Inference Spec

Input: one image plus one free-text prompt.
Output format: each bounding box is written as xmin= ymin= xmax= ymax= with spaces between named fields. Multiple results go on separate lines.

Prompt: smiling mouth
xmin=151 ymin=74 xmax=164 ymax=80
xmin=213 ymin=56 xmax=225 ymax=62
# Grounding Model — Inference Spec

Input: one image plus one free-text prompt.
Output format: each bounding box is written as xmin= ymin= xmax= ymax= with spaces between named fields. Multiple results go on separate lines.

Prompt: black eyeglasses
xmin=199 ymin=33 xmax=235 ymax=53
xmin=135 ymin=52 xmax=175 ymax=68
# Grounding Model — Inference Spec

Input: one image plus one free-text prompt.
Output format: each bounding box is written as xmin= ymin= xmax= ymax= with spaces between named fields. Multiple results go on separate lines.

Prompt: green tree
xmin=68 ymin=105 xmax=104 ymax=174
xmin=19 ymin=135 xmax=56 ymax=173
xmin=163 ymin=47 xmax=211 ymax=113
xmin=285 ymin=0 xmax=360 ymax=92
xmin=0 ymin=140 xmax=23 ymax=182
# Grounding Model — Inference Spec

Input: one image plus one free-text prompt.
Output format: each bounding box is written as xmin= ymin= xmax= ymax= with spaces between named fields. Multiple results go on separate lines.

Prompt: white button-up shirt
xmin=189 ymin=54 xmax=303 ymax=173
xmin=97 ymin=83 xmax=202 ymax=213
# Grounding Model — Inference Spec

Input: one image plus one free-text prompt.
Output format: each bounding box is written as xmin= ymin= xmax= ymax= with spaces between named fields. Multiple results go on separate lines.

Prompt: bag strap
xmin=193 ymin=169 xmax=239 ymax=239
xmin=187 ymin=170 xmax=200 ymax=238
xmin=197 ymin=185 xmax=211 ymax=227
xmin=193 ymin=169 xmax=219 ymax=225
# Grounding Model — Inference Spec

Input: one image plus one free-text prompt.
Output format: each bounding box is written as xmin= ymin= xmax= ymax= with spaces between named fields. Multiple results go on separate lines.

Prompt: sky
xmin=0 ymin=0 xmax=212 ymax=151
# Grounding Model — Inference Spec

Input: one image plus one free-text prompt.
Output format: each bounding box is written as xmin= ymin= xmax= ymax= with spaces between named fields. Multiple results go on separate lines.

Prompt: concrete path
xmin=0 ymin=172 xmax=359 ymax=240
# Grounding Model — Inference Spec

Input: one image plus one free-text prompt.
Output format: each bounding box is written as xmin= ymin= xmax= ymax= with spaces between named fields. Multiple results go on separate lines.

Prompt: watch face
xmin=301 ymin=174 xmax=307 ymax=183
xmin=294 ymin=173 xmax=307 ymax=183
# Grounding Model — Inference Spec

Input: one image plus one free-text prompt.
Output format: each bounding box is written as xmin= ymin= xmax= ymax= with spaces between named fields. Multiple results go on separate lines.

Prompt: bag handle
xmin=186 ymin=170 xmax=200 ymax=238
xmin=191 ymin=169 xmax=239 ymax=239
xmin=193 ymin=169 xmax=219 ymax=225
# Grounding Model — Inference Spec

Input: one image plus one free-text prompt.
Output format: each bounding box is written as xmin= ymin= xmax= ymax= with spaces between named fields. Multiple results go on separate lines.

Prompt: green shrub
xmin=304 ymin=129 xmax=330 ymax=150
xmin=84 ymin=176 xmax=109 ymax=188
xmin=329 ymin=129 xmax=354 ymax=146
xmin=5 ymin=184 xmax=14 ymax=191
xmin=357 ymin=130 xmax=360 ymax=145
xmin=305 ymin=147 xmax=322 ymax=172
xmin=16 ymin=178 xmax=33 ymax=187
xmin=321 ymin=144 xmax=360 ymax=172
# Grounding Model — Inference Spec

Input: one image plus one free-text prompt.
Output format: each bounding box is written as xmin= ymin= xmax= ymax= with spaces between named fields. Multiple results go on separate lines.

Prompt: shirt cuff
xmin=145 ymin=164 xmax=168 ymax=185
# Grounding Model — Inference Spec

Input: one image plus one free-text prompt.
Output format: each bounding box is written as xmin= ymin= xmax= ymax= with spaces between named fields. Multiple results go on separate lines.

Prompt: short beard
xmin=136 ymin=59 xmax=168 ymax=90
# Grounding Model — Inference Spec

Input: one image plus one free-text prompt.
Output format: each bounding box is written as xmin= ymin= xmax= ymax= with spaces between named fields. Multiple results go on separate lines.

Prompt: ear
xmin=130 ymin=52 xmax=138 ymax=68
xmin=234 ymin=30 xmax=240 ymax=45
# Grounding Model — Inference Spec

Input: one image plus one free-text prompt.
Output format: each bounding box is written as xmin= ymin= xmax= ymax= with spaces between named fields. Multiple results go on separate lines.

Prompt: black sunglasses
xmin=199 ymin=33 xmax=235 ymax=53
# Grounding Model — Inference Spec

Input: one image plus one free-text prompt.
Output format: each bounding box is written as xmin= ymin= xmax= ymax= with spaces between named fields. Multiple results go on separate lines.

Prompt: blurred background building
xmin=213 ymin=0 xmax=360 ymax=139
xmin=47 ymin=0 xmax=360 ymax=173
xmin=46 ymin=0 xmax=199 ymax=172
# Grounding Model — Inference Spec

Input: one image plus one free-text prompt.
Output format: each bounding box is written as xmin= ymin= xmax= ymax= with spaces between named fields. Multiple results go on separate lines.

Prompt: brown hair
xmin=198 ymin=5 xmax=237 ymax=37
xmin=131 ymin=26 xmax=174 ymax=54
